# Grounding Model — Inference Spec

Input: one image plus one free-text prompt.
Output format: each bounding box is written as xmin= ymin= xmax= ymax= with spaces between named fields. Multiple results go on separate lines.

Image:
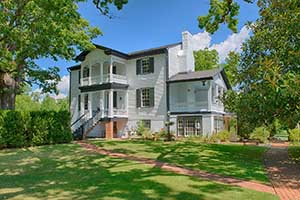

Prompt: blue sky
xmin=35 ymin=0 xmax=259 ymax=98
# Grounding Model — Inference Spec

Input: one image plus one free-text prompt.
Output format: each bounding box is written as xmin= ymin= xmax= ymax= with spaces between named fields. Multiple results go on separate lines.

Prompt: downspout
xmin=165 ymin=48 xmax=171 ymax=136
xmin=67 ymin=68 xmax=71 ymax=113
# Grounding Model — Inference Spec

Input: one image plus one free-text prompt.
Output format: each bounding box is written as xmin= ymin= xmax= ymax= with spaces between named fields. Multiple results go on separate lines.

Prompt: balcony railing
xmin=113 ymin=108 xmax=127 ymax=116
xmin=81 ymin=74 xmax=127 ymax=86
xmin=170 ymin=101 xmax=208 ymax=112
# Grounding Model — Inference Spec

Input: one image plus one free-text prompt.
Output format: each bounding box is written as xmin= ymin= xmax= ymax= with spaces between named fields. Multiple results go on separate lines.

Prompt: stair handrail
xmin=83 ymin=109 xmax=103 ymax=133
xmin=71 ymin=113 xmax=86 ymax=127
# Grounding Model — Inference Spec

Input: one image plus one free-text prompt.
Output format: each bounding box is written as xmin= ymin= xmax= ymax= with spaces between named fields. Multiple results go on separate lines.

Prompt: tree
xmin=221 ymin=0 xmax=300 ymax=134
xmin=198 ymin=0 xmax=254 ymax=34
xmin=222 ymin=51 xmax=240 ymax=86
xmin=194 ymin=48 xmax=219 ymax=71
xmin=15 ymin=94 xmax=40 ymax=111
xmin=0 ymin=0 xmax=127 ymax=109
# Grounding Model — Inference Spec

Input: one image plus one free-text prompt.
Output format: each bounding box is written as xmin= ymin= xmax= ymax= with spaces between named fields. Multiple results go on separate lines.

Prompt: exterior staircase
xmin=71 ymin=110 xmax=103 ymax=140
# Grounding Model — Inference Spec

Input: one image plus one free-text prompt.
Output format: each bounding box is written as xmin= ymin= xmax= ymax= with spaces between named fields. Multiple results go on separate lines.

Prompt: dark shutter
xmin=149 ymin=57 xmax=154 ymax=73
xmin=136 ymin=89 xmax=141 ymax=108
xmin=112 ymin=66 xmax=117 ymax=74
xmin=78 ymin=70 xmax=81 ymax=84
xmin=136 ymin=59 xmax=142 ymax=75
xmin=113 ymin=91 xmax=117 ymax=108
xmin=78 ymin=95 xmax=81 ymax=111
xmin=150 ymin=88 xmax=155 ymax=107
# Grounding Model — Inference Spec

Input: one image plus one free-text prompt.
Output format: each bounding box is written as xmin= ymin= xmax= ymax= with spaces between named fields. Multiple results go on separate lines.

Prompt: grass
xmin=0 ymin=143 xmax=279 ymax=200
xmin=288 ymin=144 xmax=300 ymax=163
xmin=91 ymin=140 xmax=270 ymax=183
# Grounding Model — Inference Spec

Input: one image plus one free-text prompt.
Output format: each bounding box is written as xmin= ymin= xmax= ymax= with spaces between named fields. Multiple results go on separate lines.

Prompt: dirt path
xmin=264 ymin=144 xmax=300 ymax=200
xmin=76 ymin=141 xmax=276 ymax=195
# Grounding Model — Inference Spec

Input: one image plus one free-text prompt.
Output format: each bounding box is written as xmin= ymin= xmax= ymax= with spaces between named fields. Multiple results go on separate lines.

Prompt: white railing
xmin=170 ymin=101 xmax=208 ymax=112
xmin=81 ymin=74 xmax=127 ymax=86
xmin=113 ymin=108 xmax=128 ymax=116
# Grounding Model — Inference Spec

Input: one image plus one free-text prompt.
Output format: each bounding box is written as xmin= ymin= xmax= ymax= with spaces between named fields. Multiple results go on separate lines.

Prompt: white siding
xmin=70 ymin=69 xmax=81 ymax=125
xmin=126 ymin=53 xmax=167 ymax=132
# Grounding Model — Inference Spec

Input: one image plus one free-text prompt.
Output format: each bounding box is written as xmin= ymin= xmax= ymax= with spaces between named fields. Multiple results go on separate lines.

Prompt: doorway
xmin=177 ymin=116 xmax=202 ymax=137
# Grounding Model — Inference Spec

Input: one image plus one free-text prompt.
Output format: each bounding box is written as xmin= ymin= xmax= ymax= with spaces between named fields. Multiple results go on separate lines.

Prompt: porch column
xmin=88 ymin=62 xmax=91 ymax=85
xmin=100 ymin=62 xmax=103 ymax=83
xmin=109 ymin=58 xmax=113 ymax=82
xmin=109 ymin=89 xmax=113 ymax=117
xmin=100 ymin=90 xmax=104 ymax=117
xmin=89 ymin=92 xmax=92 ymax=117
xmin=125 ymin=91 xmax=128 ymax=115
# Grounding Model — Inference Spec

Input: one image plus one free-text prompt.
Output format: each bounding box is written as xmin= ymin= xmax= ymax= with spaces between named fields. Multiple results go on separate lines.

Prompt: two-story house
xmin=68 ymin=31 xmax=231 ymax=139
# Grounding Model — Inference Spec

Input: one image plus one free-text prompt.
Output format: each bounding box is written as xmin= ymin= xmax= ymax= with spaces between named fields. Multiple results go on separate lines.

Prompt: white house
xmin=68 ymin=31 xmax=231 ymax=139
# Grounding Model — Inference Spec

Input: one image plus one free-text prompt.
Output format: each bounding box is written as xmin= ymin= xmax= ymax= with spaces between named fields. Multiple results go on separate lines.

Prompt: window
xmin=136 ymin=88 xmax=154 ymax=108
xmin=141 ymin=120 xmax=151 ymax=129
xmin=78 ymin=95 xmax=81 ymax=111
xmin=178 ymin=120 xmax=184 ymax=136
xmin=84 ymin=94 xmax=88 ymax=110
xmin=136 ymin=57 xmax=154 ymax=75
xmin=214 ymin=116 xmax=224 ymax=133
xmin=83 ymin=66 xmax=89 ymax=78
xmin=141 ymin=88 xmax=150 ymax=107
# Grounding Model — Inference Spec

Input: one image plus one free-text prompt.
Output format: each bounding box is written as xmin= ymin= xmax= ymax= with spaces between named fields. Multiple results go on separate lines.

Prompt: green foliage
xmin=289 ymin=128 xmax=300 ymax=143
xmin=222 ymin=51 xmax=240 ymax=86
xmin=288 ymin=145 xmax=300 ymax=163
xmin=136 ymin=121 xmax=146 ymax=136
xmin=198 ymin=0 xmax=242 ymax=33
xmin=217 ymin=130 xmax=230 ymax=142
xmin=194 ymin=48 xmax=219 ymax=71
xmin=15 ymin=93 xmax=69 ymax=111
xmin=0 ymin=0 xmax=127 ymax=109
xmin=157 ymin=128 xmax=175 ymax=141
xmin=250 ymin=127 xmax=270 ymax=143
xmin=222 ymin=0 xmax=300 ymax=131
xmin=0 ymin=110 xmax=72 ymax=149
xmin=15 ymin=94 xmax=41 ymax=111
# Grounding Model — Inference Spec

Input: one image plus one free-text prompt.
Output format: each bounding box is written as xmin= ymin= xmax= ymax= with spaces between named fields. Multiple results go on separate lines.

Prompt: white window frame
xmin=141 ymin=58 xmax=151 ymax=74
xmin=141 ymin=88 xmax=150 ymax=107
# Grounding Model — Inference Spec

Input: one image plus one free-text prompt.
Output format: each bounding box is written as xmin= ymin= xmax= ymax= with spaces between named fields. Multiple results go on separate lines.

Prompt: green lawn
xmin=288 ymin=144 xmax=300 ymax=163
xmin=91 ymin=140 xmax=269 ymax=183
xmin=0 ymin=144 xmax=278 ymax=200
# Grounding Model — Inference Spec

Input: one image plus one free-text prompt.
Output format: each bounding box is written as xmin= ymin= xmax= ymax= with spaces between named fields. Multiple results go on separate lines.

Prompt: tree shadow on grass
xmin=91 ymin=140 xmax=270 ymax=183
xmin=0 ymin=144 xmax=277 ymax=200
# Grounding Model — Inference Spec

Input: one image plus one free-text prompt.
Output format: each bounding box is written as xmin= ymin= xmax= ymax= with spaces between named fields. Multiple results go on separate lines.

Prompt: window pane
xmin=141 ymin=58 xmax=150 ymax=74
xmin=141 ymin=88 xmax=150 ymax=107
xmin=142 ymin=120 xmax=151 ymax=129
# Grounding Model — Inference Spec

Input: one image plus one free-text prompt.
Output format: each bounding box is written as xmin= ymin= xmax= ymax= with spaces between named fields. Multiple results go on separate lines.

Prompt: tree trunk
xmin=0 ymin=72 xmax=17 ymax=110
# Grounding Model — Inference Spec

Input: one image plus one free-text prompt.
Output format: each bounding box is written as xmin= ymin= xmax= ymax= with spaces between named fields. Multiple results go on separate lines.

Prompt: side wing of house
xmin=168 ymin=68 xmax=231 ymax=137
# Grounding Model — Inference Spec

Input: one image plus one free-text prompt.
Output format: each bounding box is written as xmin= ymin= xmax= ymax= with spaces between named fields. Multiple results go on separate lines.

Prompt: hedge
xmin=0 ymin=110 xmax=72 ymax=149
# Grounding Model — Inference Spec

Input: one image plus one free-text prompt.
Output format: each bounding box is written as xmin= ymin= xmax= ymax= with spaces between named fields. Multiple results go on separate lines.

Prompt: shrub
xmin=250 ymin=127 xmax=270 ymax=143
xmin=0 ymin=110 xmax=72 ymax=148
xmin=216 ymin=130 xmax=230 ymax=142
xmin=136 ymin=121 xmax=146 ymax=136
xmin=158 ymin=128 xmax=176 ymax=141
xmin=289 ymin=128 xmax=300 ymax=143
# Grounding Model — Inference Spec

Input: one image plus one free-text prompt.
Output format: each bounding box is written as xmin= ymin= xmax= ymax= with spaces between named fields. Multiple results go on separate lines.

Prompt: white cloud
xmin=191 ymin=31 xmax=211 ymax=51
xmin=31 ymin=75 xmax=69 ymax=100
xmin=210 ymin=26 xmax=250 ymax=62
xmin=50 ymin=93 xmax=67 ymax=100
xmin=57 ymin=75 xmax=69 ymax=95
xmin=51 ymin=75 xmax=69 ymax=100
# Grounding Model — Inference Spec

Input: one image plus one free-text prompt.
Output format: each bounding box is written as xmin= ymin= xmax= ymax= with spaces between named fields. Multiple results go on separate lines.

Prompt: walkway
xmin=264 ymin=143 xmax=300 ymax=200
xmin=77 ymin=141 xmax=276 ymax=195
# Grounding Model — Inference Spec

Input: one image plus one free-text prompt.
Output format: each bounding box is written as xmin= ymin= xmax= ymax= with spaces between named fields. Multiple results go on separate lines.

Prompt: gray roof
xmin=168 ymin=68 xmax=231 ymax=89
xmin=168 ymin=68 xmax=222 ymax=82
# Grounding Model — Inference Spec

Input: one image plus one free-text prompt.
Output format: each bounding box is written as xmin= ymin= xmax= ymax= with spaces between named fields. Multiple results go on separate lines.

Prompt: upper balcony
xmin=80 ymin=60 xmax=127 ymax=87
